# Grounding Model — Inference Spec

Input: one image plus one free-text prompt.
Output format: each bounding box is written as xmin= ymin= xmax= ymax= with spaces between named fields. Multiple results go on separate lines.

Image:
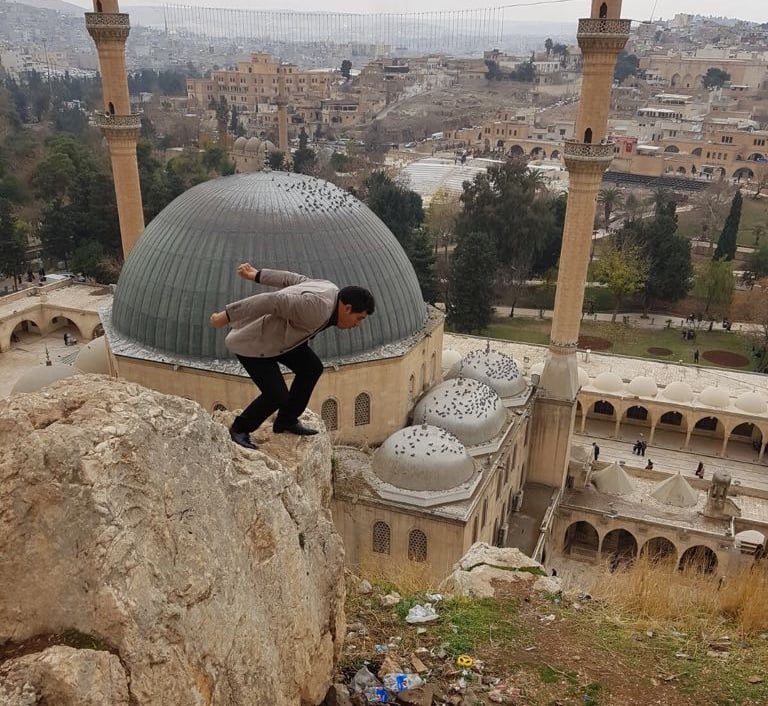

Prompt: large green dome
xmin=112 ymin=171 xmax=427 ymax=361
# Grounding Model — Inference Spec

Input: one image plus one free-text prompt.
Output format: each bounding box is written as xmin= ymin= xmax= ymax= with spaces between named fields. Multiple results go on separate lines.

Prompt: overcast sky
xmin=67 ymin=1 xmax=766 ymax=25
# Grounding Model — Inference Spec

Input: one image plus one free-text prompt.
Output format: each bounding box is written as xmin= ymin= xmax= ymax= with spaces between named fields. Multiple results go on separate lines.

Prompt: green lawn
xmin=676 ymin=196 xmax=768 ymax=248
xmin=484 ymin=317 xmax=757 ymax=369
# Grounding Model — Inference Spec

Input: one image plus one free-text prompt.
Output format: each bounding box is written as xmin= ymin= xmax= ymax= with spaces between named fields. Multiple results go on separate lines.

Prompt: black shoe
xmin=230 ymin=429 xmax=258 ymax=449
xmin=272 ymin=421 xmax=319 ymax=436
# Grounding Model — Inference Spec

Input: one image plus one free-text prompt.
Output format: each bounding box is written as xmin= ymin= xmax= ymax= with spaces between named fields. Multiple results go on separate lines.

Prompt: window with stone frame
xmin=482 ymin=498 xmax=488 ymax=527
xmin=321 ymin=398 xmax=339 ymax=431
xmin=409 ymin=374 xmax=415 ymax=400
xmin=430 ymin=352 xmax=436 ymax=383
xmin=372 ymin=521 xmax=391 ymax=554
xmin=354 ymin=393 xmax=371 ymax=426
xmin=496 ymin=472 xmax=502 ymax=499
xmin=408 ymin=529 xmax=428 ymax=562
xmin=472 ymin=516 xmax=478 ymax=543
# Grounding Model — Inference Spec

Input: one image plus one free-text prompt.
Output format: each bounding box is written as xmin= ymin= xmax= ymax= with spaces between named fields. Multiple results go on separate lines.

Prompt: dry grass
xmin=592 ymin=555 xmax=768 ymax=636
xmin=355 ymin=557 xmax=438 ymax=596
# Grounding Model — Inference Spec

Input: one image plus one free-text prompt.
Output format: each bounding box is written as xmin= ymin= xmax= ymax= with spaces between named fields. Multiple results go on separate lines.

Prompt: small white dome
xmin=413 ymin=378 xmax=506 ymax=447
xmin=245 ymin=137 xmax=261 ymax=153
xmin=698 ymin=386 xmax=729 ymax=408
xmin=628 ymin=375 xmax=658 ymax=397
xmin=74 ymin=336 xmax=110 ymax=375
xmin=372 ymin=424 xmax=475 ymax=491
xmin=662 ymin=381 xmax=693 ymax=403
xmin=593 ymin=371 xmax=624 ymax=393
xmin=578 ymin=367 xmax=590 ymax=387
xmin=448 ymin=348 xmax=527 ymax=398
xmin=11 ymin=364 xmax=78 ymax=395
xmin=262 ymin=140 xmax=277 ymax=152
xmin=735 ymin=391 xmax=768 ymax=414
xmin=233 ymin=136 xmax=247 ymax=152
xmin=442 ymin=349 xmax=462 ymax=375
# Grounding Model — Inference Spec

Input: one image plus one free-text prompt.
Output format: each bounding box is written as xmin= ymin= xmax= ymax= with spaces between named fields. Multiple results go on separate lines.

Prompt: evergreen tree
xmin=364 ymin=171 xmax=424 ymax=250
xmin=446 ymin=230 xmax=497 ymax=334
xmin=267 ymin=150 xmax=285 ymax=170
xmin=292 ymin=128 xmax=316 ymax=175
xmin=714 ymin=190 xmax=742 ymax=261
xmin=407 ymin=228 xmax=439 ymax=304
xmin=0 ymin=198 xmax=26 ymax=289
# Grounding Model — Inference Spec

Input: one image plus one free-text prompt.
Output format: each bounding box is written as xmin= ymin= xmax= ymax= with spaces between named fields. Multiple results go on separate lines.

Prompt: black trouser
xmin=232 ymin=343 xmax=324 ymax=434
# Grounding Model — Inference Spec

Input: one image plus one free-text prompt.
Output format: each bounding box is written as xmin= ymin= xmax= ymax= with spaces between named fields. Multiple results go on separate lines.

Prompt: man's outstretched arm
xmin=238 ymin=263 xmax=308 ymax=289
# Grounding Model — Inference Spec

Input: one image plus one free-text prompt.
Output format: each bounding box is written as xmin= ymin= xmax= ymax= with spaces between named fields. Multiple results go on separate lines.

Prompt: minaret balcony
xmin=563 ymin=140 xmax=616 ymax=167
xmin=96 ymin=113 xmax=141 ymax=139
xmin=577 ymin=18 xmax=631 ymax=52
xmin=85 ymin=12 xmax=130 ymax=41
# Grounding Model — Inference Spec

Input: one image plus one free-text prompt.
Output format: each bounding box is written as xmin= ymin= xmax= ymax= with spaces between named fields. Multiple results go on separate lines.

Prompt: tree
xmin=693 ymin=180 xmax=733 ymax=247
xmin=598 ymin=187 xmax=623 ymax=230
xmin=593 ymin=241 xmax=648 ymax=322
xmin=364 ymin=171 xmax=424 ymax=250
xmin=292 ymin=127 xmax=316 ymax=175
xmin=614 ymin=52 xmax=639 ymax=83
xmin=512 ymin=59 xmax=536 ymax=83
xmin=0 ymin=198 xmax=26 ymax=289
xmin=746 ymin=243 xmax=768 ymax=283
xmin=340 ymin=59 xmax=352 ymax=80
xmin=544 ymin=38 xmax=553 ymax=56
xmin=702 ymin=67 xmax=731 ymax=89
xmin=229 ymin=105 xmax=239 ymax=135
xmin=446 ymin=230 xmax=496 ymax=333
xmin=713 ymin=190 xmax=742 ymax=261
xmin=267 ymin=150 xmax=285 ymax=170
xmin=693 ymin=259 xmax=734 ymax=318
xmin=407 ymin=228 xmax=439 ymax=304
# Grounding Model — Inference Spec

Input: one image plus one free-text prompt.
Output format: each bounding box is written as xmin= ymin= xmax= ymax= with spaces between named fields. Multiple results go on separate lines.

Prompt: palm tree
xmin=598 ymin=187 xmax=624 ymax=231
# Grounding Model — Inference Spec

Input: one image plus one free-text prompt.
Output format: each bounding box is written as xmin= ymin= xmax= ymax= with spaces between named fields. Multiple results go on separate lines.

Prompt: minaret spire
xmin=85 ymin=0 xmax=145 ymax=257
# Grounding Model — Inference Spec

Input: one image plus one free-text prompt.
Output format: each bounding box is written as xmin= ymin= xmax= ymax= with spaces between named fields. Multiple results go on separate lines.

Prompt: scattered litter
xmin=674 ymin=653 xmax=692 ymax=660
xmin=706 ymin=650 xmax=730 ymax=659
xmin=539 ymin=614 xmax=556 ymax=624
xmin=416 ymin=627 xmax=428 ymax=635
xmin=358 ymin=579 xmax=373 ymax=595
xmin=382 ymin=673 xmax=425 ymax=692
xmin=455 ymin=655 xmax=474 ymax=669
xmin=374 ymin=644 xmax=390 ymax=653
xmin=377 ymin=655 xmax=403 ymax=679
xmin=363 ymin=686 xmax=391 ymax=703
xmin=646 ymin=631 xmax=655 ymax=638
xmin=410 ymin=654 xmax=429 ymax=673
xmin=405 ymin=603 xmax=439 ymax=624
xmin=425 ymin=593 xmax=443 ymax=603
xmin=351 ymin=666 xmax=381 ymax=693
xmin=381 ymin=592 xmax=401 ymax=607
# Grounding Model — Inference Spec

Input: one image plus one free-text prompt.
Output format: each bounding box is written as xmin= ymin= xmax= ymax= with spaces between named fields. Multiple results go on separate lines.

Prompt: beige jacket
xmin=224 ymin=269 xmax=339 ymax=358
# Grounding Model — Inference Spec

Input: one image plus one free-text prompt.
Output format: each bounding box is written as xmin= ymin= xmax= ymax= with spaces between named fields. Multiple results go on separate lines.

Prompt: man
xmin=210 ymin=263 xmax=375 ymax=450
xmin=592 ymin=442 xmax=600 ymax=462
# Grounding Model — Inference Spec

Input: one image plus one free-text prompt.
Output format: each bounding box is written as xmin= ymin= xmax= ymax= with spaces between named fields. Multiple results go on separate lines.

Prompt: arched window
xmin=96 ymin=0 xmax=103 ymax=12
xmin=496 ymin=472 xmax=502 ymax=499
xmin=430 ymin=352 xmax=436 ymax=383
xmin=372 ymin=521 xmax=391 ymax=554
xmin=354 ymin=393 xmax=370 ymax=426
xmin=472 ymin=516 xmax=478 ymax=542
xmin=408 ymin=529 xmax=428 ymax=562
xmin=420 ymin=363 xmax=425 ymax=390
xmin=599 ymin=2 xmax=608 ymax=18
xmin=108 ymin=101 xmax=115 ymax=115
xmin=321 ymin=398 xmax=338 ymax=431
xmin=584 ymin=128 xmax=593 ymax=144
xmin=409 ymin=374 xmax=415 ymax=400
xmin=481 ymin=498 xmax=488 ymax=527
xmin=212 ymin=402 xmax=228 ymax=412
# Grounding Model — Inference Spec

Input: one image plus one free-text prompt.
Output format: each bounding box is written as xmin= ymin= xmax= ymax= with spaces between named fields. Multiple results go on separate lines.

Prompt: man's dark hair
xmin=339 ymin=286 xmax=375 ymax=314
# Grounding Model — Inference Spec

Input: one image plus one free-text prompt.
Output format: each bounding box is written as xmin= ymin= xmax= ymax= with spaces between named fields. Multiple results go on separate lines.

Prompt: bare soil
xmin=578 ymin=335 xmax=612 ymax=350
xmin=702 ymin=350 xmax=751 ymax=367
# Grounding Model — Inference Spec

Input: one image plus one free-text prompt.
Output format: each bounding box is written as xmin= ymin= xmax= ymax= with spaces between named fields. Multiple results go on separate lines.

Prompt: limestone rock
xmin=0 ymin=377 xmax=345 ymax=705
xmin=440 ymin=543 xmax=557 ymax=598
xmin=0 ymin=646 xmax=129 ymax=705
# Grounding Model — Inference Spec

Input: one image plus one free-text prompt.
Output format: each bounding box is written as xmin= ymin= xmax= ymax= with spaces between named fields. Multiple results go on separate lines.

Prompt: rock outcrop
xmin=0 ymin=377 xmax=345 ymax=705
xmin=440 ymin=543 xmax=561 ymax=598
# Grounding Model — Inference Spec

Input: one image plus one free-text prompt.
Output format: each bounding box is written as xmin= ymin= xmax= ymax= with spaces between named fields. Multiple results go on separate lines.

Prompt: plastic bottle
xmin=364 ymin=686 xmax=391 ymax=703
xmin=382 ymin=673 xmax=425 ymax=692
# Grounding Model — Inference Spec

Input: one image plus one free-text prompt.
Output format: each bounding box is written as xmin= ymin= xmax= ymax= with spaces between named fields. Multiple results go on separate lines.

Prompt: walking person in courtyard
xmin=695 ymin=461 xmax=704 ymax=478
xmin=210 ymin=263 xmax=375 ymax=449
xmin=694 ymin=349 xmax=700 ymax=364
xmin=592 ymin=442 xmax=600 ymax=462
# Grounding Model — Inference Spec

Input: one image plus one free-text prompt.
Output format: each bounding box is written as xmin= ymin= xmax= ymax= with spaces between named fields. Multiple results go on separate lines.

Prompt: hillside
xmin=8 ymin=0 xmax=82 ymax=15
xmin=333 ymin=553 xmax=768 ymax=705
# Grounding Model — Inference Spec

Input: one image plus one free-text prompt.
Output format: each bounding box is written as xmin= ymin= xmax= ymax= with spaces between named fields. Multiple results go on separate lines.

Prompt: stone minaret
xmin=276 ymin=65 xmax=289 ymax=155
xmin=527 ymin=1 xmax=630 ymax=487
xmin=85 ymin=1 xmax=145 ymax=257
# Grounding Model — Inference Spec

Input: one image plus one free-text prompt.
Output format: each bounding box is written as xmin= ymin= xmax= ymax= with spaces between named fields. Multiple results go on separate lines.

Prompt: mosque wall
xmin=547 ymin=507 xmax=748 ymax=576
xmin=111 ymin=324 xmax=444 ymax=444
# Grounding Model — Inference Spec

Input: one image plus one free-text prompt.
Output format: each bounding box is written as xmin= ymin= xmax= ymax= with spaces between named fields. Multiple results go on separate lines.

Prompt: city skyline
xmin=59 ymin=0 xmax=767 ymax=26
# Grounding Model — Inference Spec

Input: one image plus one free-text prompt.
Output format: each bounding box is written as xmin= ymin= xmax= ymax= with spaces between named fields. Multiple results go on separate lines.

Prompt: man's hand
xmin=210 ymin=311 xmax=229 ymax=329
xmin=238 ymin=263 xmax=258 ymax=281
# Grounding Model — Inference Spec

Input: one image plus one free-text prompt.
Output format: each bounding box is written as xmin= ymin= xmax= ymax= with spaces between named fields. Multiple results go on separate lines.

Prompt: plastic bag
xmin=405 ymin=603 xmax=439 ymax=624
xmin=351 ymin=665 xmax=381 ymax=693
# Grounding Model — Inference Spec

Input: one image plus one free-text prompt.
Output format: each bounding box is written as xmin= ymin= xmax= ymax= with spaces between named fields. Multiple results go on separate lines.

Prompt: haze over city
xmin=56 ymin=0 xmax=767 ymax=25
